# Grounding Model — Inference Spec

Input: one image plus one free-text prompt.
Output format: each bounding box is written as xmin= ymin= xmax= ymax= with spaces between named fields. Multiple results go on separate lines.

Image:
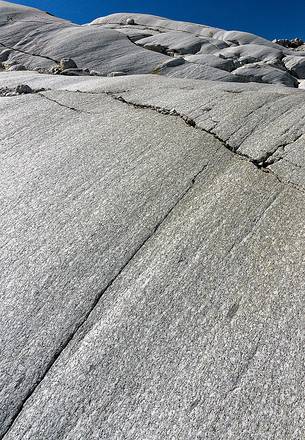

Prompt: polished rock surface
xmin=0 ymin=2 xmax=305 ymax=439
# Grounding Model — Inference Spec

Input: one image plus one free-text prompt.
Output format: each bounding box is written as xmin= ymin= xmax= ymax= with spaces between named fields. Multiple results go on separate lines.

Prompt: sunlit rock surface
xmin=0 ymin=2 xmax=304 ymax=440
xmin=1 ymin=2 xmax=305 ymax=85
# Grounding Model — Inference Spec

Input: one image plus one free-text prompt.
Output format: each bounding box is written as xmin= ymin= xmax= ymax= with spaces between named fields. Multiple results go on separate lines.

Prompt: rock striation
xmin=0 ymin=2 xmax=304 ymax=440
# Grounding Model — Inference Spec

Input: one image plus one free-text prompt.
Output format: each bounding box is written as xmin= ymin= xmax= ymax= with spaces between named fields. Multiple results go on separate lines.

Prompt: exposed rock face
xmin=1 ymin=2 xmax=305 ymax=85
xmin=232 ymin=62 xmax=298 ymax=87
xmin=0 ymin=2 xmax=305 ymax=440
xmin=283 ymin=55 xmax=305 ymax=78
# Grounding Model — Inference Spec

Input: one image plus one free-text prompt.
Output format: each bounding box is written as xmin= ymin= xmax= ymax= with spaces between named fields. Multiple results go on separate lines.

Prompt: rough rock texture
xmin=283 ymin=55 xmax=305 ymax=78
xmin=232 ymin=62 xmax=298 ymax=87
xmin=0 ymin=2 xmax=305 ymax=440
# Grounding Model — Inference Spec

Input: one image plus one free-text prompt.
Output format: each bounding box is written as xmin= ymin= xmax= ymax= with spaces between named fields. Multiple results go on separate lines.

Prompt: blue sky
xmin=10 ymin=0 xmax=305 ymax=41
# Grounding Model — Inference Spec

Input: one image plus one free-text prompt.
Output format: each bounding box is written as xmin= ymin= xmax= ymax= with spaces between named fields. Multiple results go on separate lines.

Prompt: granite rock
xmin=0 ymin=2 xmax=305 ymax=440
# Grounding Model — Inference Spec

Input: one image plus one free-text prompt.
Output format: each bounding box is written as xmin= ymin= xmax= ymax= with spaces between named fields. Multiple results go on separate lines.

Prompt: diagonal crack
xmin=16 ymin=86 xmax=305 ymax=193
xmin=103 ymin=91 xmax=305 ymax=193
xmin=1 ymin=84 xmax=304 ymax=434
xmin=0 ymin=41 xmax=58 ymax=63
xmin=105 ymin=91 xmax=268 ymax=165
xmin=37 ymin=91 xmax=93 ymax=114
xmin=252 ymin=133 xmax=304 ymax=168
xmin=1 ymin=154 xmax=210 ymax=439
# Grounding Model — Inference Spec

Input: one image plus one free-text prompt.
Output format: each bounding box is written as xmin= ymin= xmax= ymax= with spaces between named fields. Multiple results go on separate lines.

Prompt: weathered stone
xmin=233 ymin=62 xmax=298 ymax=87
xmin=15 ymin=83 xmax=33 ymax=94
xmin=185 ymin=53 xmax=235 ymax=71
xmin=0 ymin=3 xmax=305 ymax=440
xmin=126 ymin=17 xmax=135 ymax=25
xmin=136 ymin=31 xmax=208 ymax=55
xmin=0 ymin=4 xmax=302 ymax=87
xmin=283 ymin=55 xmax=305 ymax=79
xmin=59 ymin=58 xmax=78 ymax=70
xmin=0 ymin=72 xmax=304 ymax=440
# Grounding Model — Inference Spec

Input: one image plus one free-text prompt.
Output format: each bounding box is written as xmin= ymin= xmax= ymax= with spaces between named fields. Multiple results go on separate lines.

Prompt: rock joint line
xmin=1 ymin=150 xmax=209 ymax=439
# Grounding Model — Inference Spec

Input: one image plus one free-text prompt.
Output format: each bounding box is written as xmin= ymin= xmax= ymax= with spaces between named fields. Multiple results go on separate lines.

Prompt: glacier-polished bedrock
xmin=0 ymin=2 xmax=304 ymax=439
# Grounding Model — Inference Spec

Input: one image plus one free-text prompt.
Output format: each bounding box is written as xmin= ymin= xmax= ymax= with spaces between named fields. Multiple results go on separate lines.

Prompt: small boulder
xmin=15 ymin=84 xmax=33 ymax=94
xmin=59 ymin=58 xmax=77 ymax=70
xmin=50 ymin=58 xmax=78 ymax=74
xmin=126 ymin=18 xmax=135 ymax=25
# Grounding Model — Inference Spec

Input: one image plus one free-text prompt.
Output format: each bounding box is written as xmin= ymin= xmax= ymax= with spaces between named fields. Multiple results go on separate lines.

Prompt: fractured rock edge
xmin=0 ymin=82 xmax=302 ymax=437
xmin=102 ymin=90 xmax=305 ymax=192
xmin=2 ymin=81 xmax=304 ymax=192
xmin=28 ymin=86 xmax=305 ymax=193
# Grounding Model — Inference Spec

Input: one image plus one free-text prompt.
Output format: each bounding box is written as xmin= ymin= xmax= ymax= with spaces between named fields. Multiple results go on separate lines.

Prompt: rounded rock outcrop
xmin=126 ymin=18 xmax=135 ymax=25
